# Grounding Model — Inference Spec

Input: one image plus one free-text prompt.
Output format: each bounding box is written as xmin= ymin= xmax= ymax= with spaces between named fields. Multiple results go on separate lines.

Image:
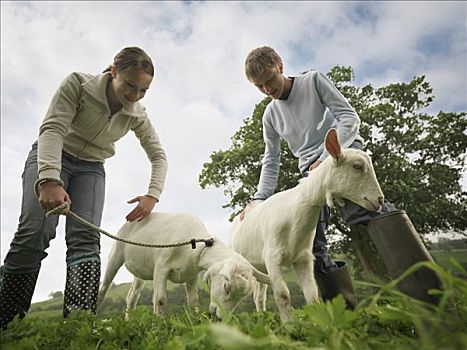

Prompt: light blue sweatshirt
xmin=254 ymin=70 xmax=363 ymax=200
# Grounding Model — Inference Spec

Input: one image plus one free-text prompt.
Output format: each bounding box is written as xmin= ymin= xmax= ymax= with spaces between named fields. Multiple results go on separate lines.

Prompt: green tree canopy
xmin=199 ymin=66 xmax=467 ymax=238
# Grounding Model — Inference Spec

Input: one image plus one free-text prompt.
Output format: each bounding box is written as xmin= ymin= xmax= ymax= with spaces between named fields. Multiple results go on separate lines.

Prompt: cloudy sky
xmin=1 ymin=1 xmax=466 ymax=302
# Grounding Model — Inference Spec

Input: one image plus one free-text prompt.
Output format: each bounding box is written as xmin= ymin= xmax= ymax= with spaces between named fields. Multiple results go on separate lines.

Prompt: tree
xmin=199 ymin=66 xmax=467 ymax=278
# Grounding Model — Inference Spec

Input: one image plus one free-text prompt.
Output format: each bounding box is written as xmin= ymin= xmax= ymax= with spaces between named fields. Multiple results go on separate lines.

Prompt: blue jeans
xmin=2 ymin=142 xmax=106 ymax=274
xmin=312 ymin=197 xmax=396 ymax=273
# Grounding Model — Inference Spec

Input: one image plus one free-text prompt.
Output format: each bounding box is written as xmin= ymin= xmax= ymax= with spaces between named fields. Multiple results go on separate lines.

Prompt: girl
xmin=0 ymin=47 xmax=168 ymax=329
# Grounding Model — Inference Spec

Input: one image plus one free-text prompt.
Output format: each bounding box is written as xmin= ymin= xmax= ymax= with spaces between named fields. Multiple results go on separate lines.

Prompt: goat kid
xmin=231 ymin=128 xmax=384 ymax=322
xmin=97 ymin=212 xmax=270 ymax=320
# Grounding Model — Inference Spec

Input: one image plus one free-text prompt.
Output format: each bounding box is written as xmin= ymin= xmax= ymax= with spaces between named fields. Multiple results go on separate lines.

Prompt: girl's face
xmin=110 ymin=66 xmax=153 ymax=107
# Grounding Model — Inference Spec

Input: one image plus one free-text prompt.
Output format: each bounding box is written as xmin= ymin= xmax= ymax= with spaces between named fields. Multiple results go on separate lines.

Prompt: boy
xmin=242 ymin=46 xmax=441 ymax=307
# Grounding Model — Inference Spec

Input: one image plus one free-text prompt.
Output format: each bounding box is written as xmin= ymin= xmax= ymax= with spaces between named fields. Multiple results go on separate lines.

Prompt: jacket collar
xmin=82 ymin=72 xmax=146 ymax=118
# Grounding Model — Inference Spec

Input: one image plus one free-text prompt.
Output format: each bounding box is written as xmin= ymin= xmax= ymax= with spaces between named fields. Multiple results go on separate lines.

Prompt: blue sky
xmin=1 ymin=1 xmax=466 ymax=302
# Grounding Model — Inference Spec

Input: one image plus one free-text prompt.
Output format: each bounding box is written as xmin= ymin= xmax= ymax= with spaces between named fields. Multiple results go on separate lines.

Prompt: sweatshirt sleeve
xmin=37 ymin=73 xmax=82 ymax=181
xmin=132 ymin=115 xmax=168 ymax=201
xmin=315 ymin=71 xmax=360 ymax=162
xmin=253 ymin=109 xmax=281 ymax=200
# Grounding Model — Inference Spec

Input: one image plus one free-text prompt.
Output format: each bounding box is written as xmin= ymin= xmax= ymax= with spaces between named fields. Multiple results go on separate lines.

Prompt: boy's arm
xmin=253 ymin=112 xmax=281 ymax=200
xmin=315 ymin=71 xmax=361 ymax=162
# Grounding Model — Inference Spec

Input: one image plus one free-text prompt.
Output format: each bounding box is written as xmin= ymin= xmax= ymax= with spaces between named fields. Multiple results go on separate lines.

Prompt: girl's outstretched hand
xmin=126 ymin=195 xmax=158 ymax=222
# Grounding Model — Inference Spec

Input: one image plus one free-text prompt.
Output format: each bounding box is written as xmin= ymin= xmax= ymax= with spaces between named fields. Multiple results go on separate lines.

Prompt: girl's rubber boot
xmin=0 ymin=267 xmax=39 ymax=330
xmin=63 ymin=260 xmax=100 ymax=317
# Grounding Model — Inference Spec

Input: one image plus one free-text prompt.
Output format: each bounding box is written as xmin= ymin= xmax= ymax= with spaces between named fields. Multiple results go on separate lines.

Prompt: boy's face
xmin=250 ymin=63 xmax=286 ymax=99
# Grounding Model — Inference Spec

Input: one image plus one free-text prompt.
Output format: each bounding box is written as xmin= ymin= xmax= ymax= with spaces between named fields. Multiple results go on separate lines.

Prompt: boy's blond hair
xmin=245 ymin=46 xmax=282 ymax=82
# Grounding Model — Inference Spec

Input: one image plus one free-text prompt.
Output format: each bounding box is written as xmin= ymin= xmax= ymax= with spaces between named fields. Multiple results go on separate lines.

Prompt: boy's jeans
xmin=2 ymin=142 xmax=105 ymax=274
xmin=313 ymin=200 xmax=396 ymax=272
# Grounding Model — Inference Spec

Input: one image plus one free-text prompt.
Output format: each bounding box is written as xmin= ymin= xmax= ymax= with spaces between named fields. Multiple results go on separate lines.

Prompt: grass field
xmin=2 ymin=259 xmax=466 ymax=350
xmin=4 ymin=250 xmax=464 ymax=349
xmin=28 ymin=249 xmax=467 ymax=316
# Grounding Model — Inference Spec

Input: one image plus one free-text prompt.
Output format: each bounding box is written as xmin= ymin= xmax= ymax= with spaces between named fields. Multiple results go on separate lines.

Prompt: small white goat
xmin=97 ymin=212 xmax=270 ymax=320
xmin=231 ymin=128 xmax=384 ymax=322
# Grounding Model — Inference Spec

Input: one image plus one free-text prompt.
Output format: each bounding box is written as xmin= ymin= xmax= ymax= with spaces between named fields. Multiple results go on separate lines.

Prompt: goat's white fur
xmin=231 ymin=128 xmax=384 ymax=322
xmin=97 ymin=212 xmax=270 ymax=320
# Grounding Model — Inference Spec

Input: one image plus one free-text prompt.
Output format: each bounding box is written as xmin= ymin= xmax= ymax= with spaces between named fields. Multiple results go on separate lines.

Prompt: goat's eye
xmin=353 ymin=163 xmax=364 ymax=171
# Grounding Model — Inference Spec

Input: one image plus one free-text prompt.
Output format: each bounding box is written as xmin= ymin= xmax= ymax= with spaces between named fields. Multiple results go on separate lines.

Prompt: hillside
xmin=28 ymin=248 xmax=466 ymax=318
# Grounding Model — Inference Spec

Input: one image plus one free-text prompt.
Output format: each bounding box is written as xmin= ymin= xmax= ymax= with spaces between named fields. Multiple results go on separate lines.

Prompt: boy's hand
xmin=239 ymin=199 xmax=264 ymax=221
xmin=126 ymin=195 xmax=158 ymax=222
xmin=308 ymin=160 xmax=322 ymax=171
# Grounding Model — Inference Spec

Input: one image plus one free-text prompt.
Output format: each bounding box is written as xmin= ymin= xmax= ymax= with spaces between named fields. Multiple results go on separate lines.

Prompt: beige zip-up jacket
xmin=37 ymin=71 xmax=168 ymax=200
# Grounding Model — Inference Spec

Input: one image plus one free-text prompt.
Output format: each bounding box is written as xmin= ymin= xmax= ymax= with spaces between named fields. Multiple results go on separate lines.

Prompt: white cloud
xmin=1 ymin=1 xmax=465 ymax=302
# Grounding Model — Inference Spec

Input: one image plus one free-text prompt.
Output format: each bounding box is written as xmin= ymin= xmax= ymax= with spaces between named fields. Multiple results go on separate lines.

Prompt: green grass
xmin=2 ymin=260 xmax=467 ymax=350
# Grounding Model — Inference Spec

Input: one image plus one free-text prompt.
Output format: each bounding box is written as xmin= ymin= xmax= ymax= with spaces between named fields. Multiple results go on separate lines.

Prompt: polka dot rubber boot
xmin=63 ymin=260 xmax=100 ymax=318
xmin=0 ymin=269 xmax=39 ymax=330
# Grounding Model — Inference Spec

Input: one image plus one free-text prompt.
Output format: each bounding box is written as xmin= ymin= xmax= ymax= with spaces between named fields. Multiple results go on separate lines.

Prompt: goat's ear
xmin=325 ymin=128 xmax=342 ymax=161
xmin=202 ymin=270 xmax=209 ymax=282
xmin=219 ymin=265 xmax=233 ymax=281
xmin=203 ymin=266 xmax=214 ymax=282
xmin=252 ymin=267 xmax=271 ymax=284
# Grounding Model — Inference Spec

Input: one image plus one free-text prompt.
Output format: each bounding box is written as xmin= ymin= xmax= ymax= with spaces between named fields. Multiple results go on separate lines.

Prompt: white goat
xmin=97 ymin=212 xmax=270 ymax=320
xmin=231 ymin=128 xmax=384 ymax=322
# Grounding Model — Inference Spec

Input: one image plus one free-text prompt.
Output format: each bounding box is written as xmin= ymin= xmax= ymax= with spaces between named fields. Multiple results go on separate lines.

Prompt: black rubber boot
xmin=368 ymin=210 xmax=442 ymax=304
xmin=63 ymin=260 xmax=100 ymax=318
xmin=314 ymin=260 xmax=358 ymax=310
xmin=0 ymin=268 xmax=39 ymax=330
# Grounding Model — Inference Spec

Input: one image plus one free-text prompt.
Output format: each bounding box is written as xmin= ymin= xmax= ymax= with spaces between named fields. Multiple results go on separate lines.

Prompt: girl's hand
xmin=126 ymin=195 xmax=158 ymax=222
xmin=38 ymin=182 xmax=71 ymax=211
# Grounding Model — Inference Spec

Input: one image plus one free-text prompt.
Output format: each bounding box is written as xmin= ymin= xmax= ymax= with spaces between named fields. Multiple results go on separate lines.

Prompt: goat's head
xmin=323 ymin=128 xmax=384 ymax=212
xmin=203 ymin=258 xmax=270 ymax=320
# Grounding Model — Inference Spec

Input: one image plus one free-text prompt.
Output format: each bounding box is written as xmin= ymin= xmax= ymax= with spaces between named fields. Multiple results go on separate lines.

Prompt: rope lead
xmin=46 ymin=202 xmax=215 ymax=249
